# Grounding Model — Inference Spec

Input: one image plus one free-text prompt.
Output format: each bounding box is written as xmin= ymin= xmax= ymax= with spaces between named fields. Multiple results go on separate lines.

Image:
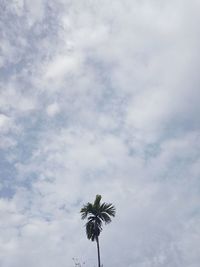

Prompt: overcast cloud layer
xmin=0 ymin=1 xmax=200 ymax=267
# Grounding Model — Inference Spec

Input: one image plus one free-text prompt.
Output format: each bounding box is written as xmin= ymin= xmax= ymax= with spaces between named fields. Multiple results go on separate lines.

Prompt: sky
xmin=0 ymin=0 xmax=200 ymax=266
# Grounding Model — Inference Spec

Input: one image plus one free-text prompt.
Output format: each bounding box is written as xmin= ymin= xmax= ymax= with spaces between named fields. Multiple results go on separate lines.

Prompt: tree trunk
xmin=96 ymin=236 xmax=101 ymax=267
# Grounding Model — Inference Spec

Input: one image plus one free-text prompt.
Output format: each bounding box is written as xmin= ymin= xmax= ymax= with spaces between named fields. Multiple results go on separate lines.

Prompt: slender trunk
xmin=96 ymin=236 xmax=101 ymax=267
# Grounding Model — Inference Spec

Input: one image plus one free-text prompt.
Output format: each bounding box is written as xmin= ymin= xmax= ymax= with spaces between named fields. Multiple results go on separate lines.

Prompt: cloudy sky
xmin=0 ymin=1 xmax=200 ymax=266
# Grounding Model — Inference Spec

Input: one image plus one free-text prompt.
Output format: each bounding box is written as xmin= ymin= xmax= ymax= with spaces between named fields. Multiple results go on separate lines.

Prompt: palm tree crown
xmin=80 ymin=194 xmax=116 ymax=241
xmin=80 ymin=195 xmax=116 ymax=267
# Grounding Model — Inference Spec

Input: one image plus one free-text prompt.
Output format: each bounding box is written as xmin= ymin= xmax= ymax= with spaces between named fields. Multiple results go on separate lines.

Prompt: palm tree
xmin=80 ymin=195 xmax=116 ymax=267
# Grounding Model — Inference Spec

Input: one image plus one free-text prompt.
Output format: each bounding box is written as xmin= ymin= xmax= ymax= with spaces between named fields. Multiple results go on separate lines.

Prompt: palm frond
xmin=100 ymin=212 xmax=112 ymax=224
xmin=86 ymin=220 xmax=101 ymax=241
xmin=80 ymin=203 xmax=94 ymax=219
xmin=94 ymin=194 xmax=102 ymax=208
xmin=100 ymin=203 xmax=116 ymax=217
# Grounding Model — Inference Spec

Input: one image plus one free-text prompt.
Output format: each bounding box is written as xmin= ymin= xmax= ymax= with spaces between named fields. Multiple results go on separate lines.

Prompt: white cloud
xmin=46 ymin=102 xmax=60 ymax=117
xmin=44 ymin=53 xmax=82 ymax=80
xmin=25 ymin=0 xmax=45 ymax=26
xmin=0 ymin=1 xmax=200 ymax=267
xmin=0 ymin=114 xmax=12 ymax=132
